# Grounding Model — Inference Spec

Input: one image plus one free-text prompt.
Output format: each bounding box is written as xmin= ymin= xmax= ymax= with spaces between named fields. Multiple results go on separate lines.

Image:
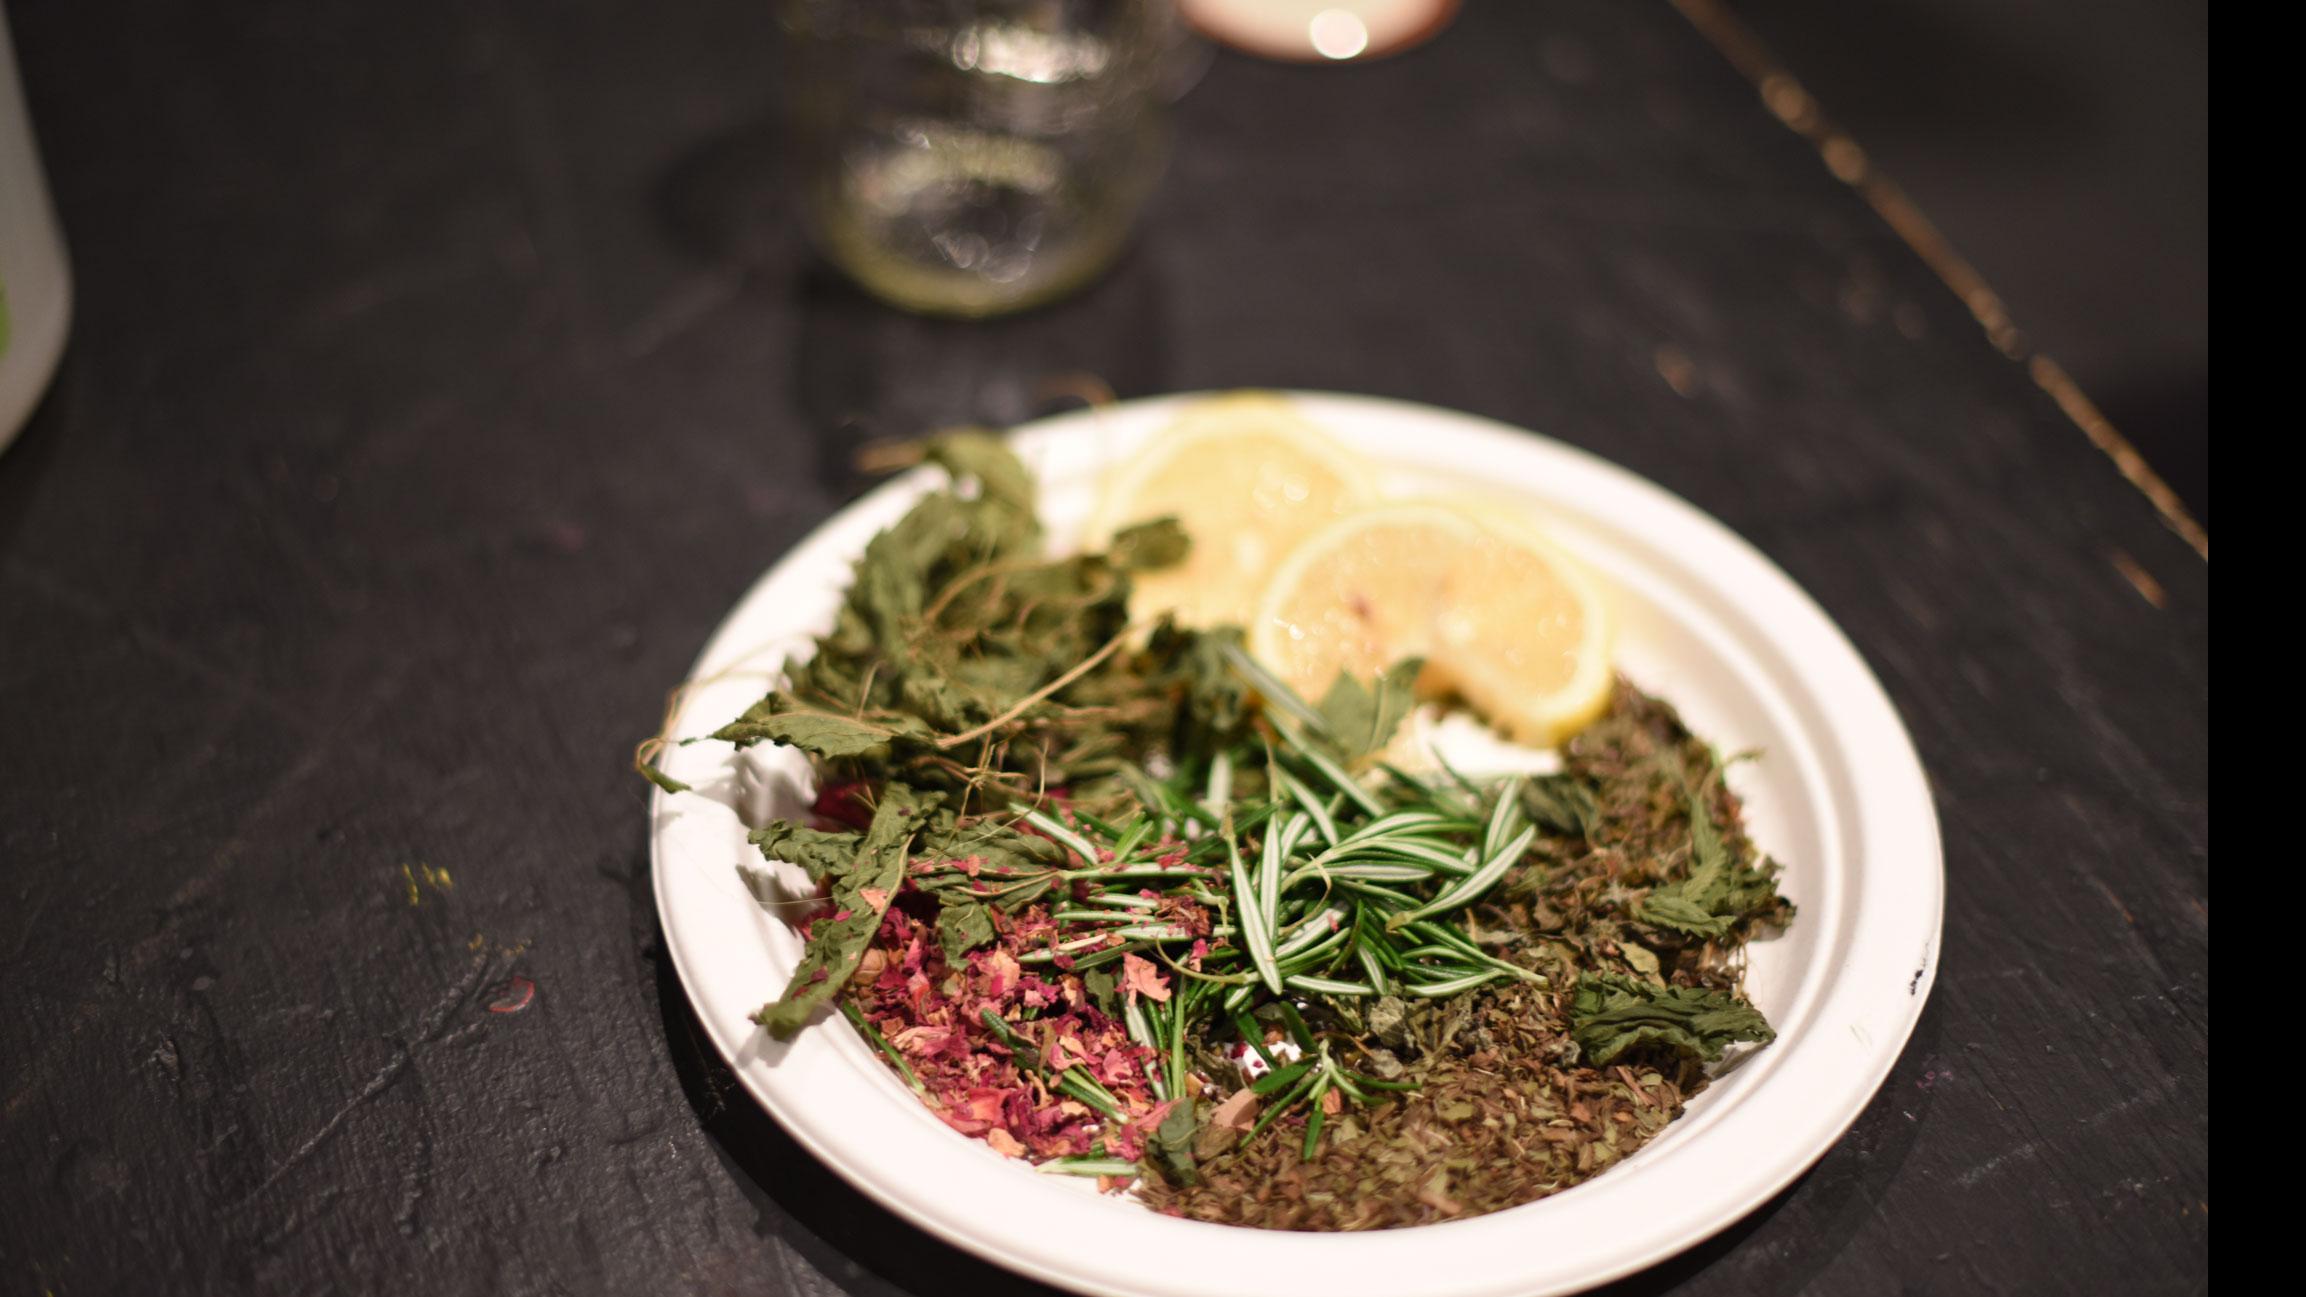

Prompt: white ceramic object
xmin=0 ymin=8 xmax=71 ymax=453
xmin=651 ymin=392 xmax=1942 ymax=1297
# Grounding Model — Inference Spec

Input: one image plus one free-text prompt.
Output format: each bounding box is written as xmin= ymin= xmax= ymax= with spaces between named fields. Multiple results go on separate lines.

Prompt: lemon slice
xmin=1086 ymin=394 xmax=1375 ymax=627
xmin=1248 ymin=501 xmax=1614 ymax=747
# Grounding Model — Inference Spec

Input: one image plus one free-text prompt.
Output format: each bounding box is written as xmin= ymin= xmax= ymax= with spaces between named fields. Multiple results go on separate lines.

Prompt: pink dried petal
xmin=984 ymin=949 xmax=1023 ymax=998
xmin=1120 ymin=953 xmax=1171 ymax=1003
xmin=1097 ymin=1047 xmax=1138 ymax=1084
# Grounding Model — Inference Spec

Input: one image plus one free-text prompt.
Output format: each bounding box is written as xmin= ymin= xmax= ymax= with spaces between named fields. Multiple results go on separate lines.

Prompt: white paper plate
xmin=651 ymin=392 xmax=1943 ymax=1297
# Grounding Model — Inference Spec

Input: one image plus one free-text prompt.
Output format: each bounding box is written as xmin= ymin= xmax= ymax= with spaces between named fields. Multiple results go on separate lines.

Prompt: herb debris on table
xmin=651 ymin=436 xmax=1794 ymax=1229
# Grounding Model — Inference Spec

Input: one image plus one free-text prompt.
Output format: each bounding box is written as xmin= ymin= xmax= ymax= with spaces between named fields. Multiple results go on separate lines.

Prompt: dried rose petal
xmin=1120 ymin=952 xmax=1171 ymax=1004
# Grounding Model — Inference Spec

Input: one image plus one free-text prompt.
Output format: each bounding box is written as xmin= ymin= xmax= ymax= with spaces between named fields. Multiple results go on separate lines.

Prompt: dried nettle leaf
xmin=717 ymin=434 xmax=1255 ymax=815
xmin=713 ymin=696 xmax=926 ymax=759
xmin=935 ymin=899 xmax=998 ymax=962
xmin=755 ymin=784 xmax=940 ymax=1038
xmin=748 ymin=821 xmax=868 ymax=884
xmin=924 ymin=431 xmax=1038 ymax=518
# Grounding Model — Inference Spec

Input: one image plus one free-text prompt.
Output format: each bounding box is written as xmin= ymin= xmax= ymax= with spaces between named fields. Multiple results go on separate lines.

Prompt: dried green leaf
xmin=1146 ymin=1096 xmax=1202 ymax=1186
xmin=1146 ymin=624 xmax=1253 ymax=748
xmin=712 ymin=694 xmax=920 ymax=758
xmin=1368 ymin=995 xmax=1412 ymax=1048
xmin=924 ymin=431 xmax=1037 ymax=518
xmin=1107 ymin=516 xmax=1191 ymax=572
xmin=1637 ymin=782 xmax=1785 ymax=937
xmin=1637 ymin=891 xmax=1737 ymax=938
xmin=639 ymin=763 xmax=692 ymax=795
xmin=936 ymin=899 xmax=998 ymax=962
xmin=1314 ymin=657 xmax=1424 ymax=762
xmin=1617 ymin=940 xmax=1663 ymax=981
xmin=748 ymin=821 xmax=864 ymax=884
xmin=1569 ymin=972 xmax=1774 ymax=1065
xmin=754 ymin=785 xmax=941 ymax=1039
xmin=1083 ymin=967 xmax=1121 ymax=1013
xmin=918 ymin=819 xmax=1066 ymax=874
xmin=897 ymin=672 xmax=988 ymax=730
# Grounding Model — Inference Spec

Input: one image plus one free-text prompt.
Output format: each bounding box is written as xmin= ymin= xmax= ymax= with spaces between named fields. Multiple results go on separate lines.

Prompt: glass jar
xmin=783 ymin=0 xmax=1173 ymax=318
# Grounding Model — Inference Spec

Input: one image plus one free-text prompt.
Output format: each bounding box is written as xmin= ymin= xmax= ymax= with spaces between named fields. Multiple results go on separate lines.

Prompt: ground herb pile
xmin=654 ymin=437 xmax=1794 ymax=1228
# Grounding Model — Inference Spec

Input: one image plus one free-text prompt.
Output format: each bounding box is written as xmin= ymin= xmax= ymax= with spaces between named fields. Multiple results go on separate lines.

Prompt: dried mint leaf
xmin=1637 ymin=783 xmax=1786 ymax=937
xmin=1147 ymin=1097 xmax=1202 ymax=1187
xmin=1106 ymin=516 xmax=1191 ymax=571
xmin=1083 ymin=967 xmax=1120 ymax=1011
xmin=1314 ymin=657 xmax=1424 ymax=763
xmin=1519 ymin=774 xmax=1597 ymax=837
xmin=1569 ymin=972 xmax=1775 ymax=1065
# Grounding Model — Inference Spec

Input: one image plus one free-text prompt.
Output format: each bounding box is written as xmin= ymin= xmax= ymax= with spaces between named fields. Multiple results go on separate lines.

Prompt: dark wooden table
xmin=0 ymin=2 xmax=2207 ymax=1293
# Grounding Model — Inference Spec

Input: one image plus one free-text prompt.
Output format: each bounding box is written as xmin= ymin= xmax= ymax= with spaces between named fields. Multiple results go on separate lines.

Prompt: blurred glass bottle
xmin=783 ymin=0 xmax=1174 ymax=319
xmin=1 ymin=8 xmax=72 ymax=454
